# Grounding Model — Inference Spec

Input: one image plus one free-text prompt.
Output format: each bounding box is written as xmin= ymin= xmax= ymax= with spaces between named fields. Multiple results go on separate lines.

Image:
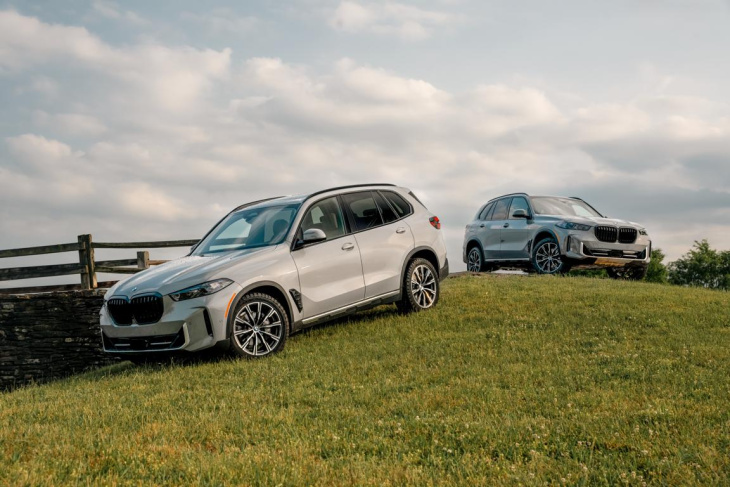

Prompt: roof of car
xmin=231 ymin=184 xmax=399 ymax=213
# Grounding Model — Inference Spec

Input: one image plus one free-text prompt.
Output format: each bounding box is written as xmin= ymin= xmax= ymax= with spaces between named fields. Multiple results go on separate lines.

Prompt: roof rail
xmin=486 ymin=192 xmax=529 ymax=203
xmin=304 ymin=183 xmax=396 ymax=201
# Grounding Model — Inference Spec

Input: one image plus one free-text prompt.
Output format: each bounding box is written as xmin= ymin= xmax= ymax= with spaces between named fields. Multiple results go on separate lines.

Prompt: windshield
xmin=192 ymin=203 xmax=300 ymax=255
xmin=531 ymin=197 xmax=603 ymax=218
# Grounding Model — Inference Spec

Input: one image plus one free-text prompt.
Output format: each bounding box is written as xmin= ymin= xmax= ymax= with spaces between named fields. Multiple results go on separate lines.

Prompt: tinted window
xmin=508 ymin=197 xmax=530 ymax=219
xmin=373 ymin=191 xmax=398 ymax=224
xmin=478 ymin=202 xmax=494 ymax=220
xmin=382 ymin=191 xmax=412 ymax=218
xmin=491 ymin=198 xmax=511 ymax=220
xmin=300 ymin=197 xmax=346 ymax=240
xmin=342 ymin=192 xmax=384 ymax=231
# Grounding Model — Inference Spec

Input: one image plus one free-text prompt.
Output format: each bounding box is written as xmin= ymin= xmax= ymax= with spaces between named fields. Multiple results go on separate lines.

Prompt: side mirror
xmin=294 ymin=228 xmax=327 ymax=249
xmin=303 ymin=228 xmax=327 ymax=243
xmin=512 ymin=209 xmax=530 ymax=219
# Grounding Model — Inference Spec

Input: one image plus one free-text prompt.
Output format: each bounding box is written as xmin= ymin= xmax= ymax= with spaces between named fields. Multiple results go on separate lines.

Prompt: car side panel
xmin=354 ymin=221 xmax=415 ymax=298
xmin=290 ymin=237 xmax=366 ymax=320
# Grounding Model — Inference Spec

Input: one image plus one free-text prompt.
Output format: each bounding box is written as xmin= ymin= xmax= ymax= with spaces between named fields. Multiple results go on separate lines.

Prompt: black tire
xmin=531 ymin=236 xmax=567 ymax=275
xmin=396 ymin=258 xmax=440 ymax=313
xmin=607 ymin=266 xmax=647 ymax=281
xmin=466 ymin=245 xmax=484 ymax=272
xmin=229 ymin=293 xmax=289 ymax=358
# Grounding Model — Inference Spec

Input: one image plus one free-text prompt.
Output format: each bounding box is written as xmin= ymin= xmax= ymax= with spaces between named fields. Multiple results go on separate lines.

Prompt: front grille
xmin=594 ymin=226 xmax=618 ymax=243
xmin=583 ymin=248 xmax=647 ymax=259
xmin=103 ymin=329 xmax=185 ymax=351
xmin=107 ymin=298 xmax=133 ymax=325
xmin=131 ymin=295 xmax=164 ymax=324
xmin=106 ymin=294 xmax=164 ymax=325
xmin=618 ymin=227 xmax=637 ymax=244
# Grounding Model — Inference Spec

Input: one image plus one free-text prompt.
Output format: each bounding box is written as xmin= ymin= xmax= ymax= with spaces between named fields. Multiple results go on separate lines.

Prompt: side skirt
xmin=294 ymin=290 xmax=401 ymax=329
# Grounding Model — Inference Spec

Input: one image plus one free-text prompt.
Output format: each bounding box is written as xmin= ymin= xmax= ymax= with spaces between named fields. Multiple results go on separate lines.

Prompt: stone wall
xmin=0 ymin=289 xmax=119 ymax=391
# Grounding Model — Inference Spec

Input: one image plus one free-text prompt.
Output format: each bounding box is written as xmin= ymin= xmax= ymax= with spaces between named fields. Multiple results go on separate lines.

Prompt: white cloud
xmin=33 ymin=111 xmax=108 ymax=137
xmin=329 ymin=1 xmax=465 ymax=40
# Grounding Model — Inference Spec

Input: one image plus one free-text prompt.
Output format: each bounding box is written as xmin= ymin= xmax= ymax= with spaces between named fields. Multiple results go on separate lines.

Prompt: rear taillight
xmin=429 ymin=216 xmax=441 ymax=229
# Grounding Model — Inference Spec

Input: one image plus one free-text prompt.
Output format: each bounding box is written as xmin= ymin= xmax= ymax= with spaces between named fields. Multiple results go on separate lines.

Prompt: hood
xmin=107 ymin=246 xmax=275 ymax=298
xmin=540 ymin=214 xmax=644 ymax=228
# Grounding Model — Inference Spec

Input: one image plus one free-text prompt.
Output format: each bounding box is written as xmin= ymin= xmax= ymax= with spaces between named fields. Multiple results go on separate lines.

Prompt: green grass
xmin=1 ymin=275 xmax=729 ymax=486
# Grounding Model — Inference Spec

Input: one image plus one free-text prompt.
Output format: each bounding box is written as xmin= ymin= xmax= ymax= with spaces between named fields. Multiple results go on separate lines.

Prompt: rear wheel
xmin=230 ymin=293 xmax=289 ymax=358
xmin=531 ymin=237 xmax=567 ymax=274
xmin=397 ymin=258 xmax=440 ymax=313
xmin=467 ymin=246 xmax=483 ymax=272
xmin=607 ymin=266 xmax=647 ymax=281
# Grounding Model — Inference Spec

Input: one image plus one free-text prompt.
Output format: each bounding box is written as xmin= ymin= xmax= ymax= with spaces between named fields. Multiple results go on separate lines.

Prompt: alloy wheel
xmin=233 ymin=300 xmax=284 ymax=356
xmin=467 ymin=248 xmax=482 ymax=272
xmin=411 ymin=264 xmax=437 ymax=309
xmin=535 ymin=241 xmax=563 ymax=273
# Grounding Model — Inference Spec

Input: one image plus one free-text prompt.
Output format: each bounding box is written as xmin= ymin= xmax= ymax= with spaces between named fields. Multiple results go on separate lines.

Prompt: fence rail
xmin=0 ymin=234 xmax=199 ymax=294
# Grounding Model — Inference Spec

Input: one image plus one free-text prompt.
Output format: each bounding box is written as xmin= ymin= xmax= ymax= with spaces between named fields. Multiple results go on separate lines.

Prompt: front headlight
xmin=169 ymin=278 xmax=234 ymax=302
xmin=555 ymin=221 xmax=591 ymax=231
xmin=638 ymin=228 xmax=648 ymax=236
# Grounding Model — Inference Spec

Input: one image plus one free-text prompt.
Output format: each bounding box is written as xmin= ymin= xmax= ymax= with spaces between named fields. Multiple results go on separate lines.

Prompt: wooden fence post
xmin=137 ymin=251 xmax=149 ymax=270
xmin=78 ymin=234 xmax=97 ymax=290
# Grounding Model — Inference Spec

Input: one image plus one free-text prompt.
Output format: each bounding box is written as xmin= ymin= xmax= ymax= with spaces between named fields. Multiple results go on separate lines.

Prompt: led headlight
xmin=638 ymin=228 xmax=648 ymax=236
xmin=169 ymin=278 xmax=233 ymax=302
xmin=556 ymin=221 xmax=591 ymax=231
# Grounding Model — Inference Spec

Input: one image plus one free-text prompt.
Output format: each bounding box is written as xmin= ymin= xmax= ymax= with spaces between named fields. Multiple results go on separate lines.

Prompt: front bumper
xmin=561 ymin=233 xmax=651 ymax=267
xmin=99 ymin=283 xmax=242 ymax=353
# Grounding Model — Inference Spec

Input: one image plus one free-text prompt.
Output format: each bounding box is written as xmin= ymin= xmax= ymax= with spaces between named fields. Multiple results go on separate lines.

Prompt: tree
xmin=668 ymin=240 xmax=730 ymax=290
xmin=645 ymin=248 xmax=668 ymax=283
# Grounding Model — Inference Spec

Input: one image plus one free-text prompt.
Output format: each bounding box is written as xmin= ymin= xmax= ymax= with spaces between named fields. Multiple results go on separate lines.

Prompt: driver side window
xmin=300 ymin=197 xmax=346 ymax=241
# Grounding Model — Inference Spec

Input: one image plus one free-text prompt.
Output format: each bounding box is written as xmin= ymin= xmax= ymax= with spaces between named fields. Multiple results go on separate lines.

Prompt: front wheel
xmin=607 ymin=266 xmax=647 ymax=281
xmin=230 ymin=293 xmax=289 ymax=358
xmin=396 ymin=258 xmax=440 ymax=313
xmin=531 ymin=237 xmax=567 ymax=274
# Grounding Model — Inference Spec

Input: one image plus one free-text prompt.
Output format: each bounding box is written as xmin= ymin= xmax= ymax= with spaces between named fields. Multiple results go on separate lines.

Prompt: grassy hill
xmin=1 ymin=275 xmax=729 ymax=486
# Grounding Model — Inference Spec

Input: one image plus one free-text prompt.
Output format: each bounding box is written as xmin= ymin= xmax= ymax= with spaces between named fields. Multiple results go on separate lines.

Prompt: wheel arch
xmin=533 ymin=229 xmax=561 ymax=254
xmin=400 ymin=246 xmax=440 ymax=291
xmin=226 ymin=281 xmax=294 ymax=337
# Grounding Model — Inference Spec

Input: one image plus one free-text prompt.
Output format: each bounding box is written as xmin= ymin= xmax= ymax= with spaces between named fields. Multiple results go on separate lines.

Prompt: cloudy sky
xmin=1 ymin=0 xmax=729 ymax=284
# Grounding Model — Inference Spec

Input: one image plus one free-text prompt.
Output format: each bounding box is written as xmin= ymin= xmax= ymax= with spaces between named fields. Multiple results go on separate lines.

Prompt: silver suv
xmin=463 ymin=193 xmax=651 ymax=278
xmin=100 ymin=184 xmax=448 ymax=359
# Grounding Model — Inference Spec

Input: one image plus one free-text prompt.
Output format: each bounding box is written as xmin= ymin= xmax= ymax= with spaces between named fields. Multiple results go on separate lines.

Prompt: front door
xmin=290 ymin=196 xmax=365 ymax=319
xmin=500 ymin=196 xmax=533 ymax=259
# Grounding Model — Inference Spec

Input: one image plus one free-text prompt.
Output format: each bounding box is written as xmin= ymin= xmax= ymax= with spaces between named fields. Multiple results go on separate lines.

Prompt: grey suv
xmin=463 ymin=193 xmax=651 ymax=279
xmin=100 ymin=184 xmax=448 ymax=359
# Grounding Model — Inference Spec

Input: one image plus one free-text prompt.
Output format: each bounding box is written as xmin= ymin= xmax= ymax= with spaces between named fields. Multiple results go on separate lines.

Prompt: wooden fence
xmin=0 ymin=235 xmax=199 ymax=294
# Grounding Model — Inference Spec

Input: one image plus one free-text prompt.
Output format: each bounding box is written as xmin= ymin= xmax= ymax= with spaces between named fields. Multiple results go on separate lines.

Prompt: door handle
xmin=503 ymin=223 xmax=509 ymax=228
xmin=479 ymin=224 xmax=485 ymax=228
xmin=396 ymin=227 xmax=406 ymax=234
xmin=341 ymin=242 xmax=355 ymax=251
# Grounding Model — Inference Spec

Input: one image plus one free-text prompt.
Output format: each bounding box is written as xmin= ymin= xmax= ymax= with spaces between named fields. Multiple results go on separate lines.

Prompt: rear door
xmin=341 ymin=191 xmax=414 ymax=299
xmin=290 ymin=196 xmax=365 ymax=319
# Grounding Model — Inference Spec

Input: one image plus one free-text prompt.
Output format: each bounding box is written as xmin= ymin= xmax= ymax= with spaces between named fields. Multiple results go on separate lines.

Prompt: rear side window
xmin=381 ymin=191 xmax=413 ymax=218
xmin=478 ymin=202 xmax=494 ymax=220
xmin=491 ymin=198 xmax=511 ymax=220
xmin=372 ymin=191 xmax=398 ymax=224
xmin=342 ymin=192 xmax=384 ymax=231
